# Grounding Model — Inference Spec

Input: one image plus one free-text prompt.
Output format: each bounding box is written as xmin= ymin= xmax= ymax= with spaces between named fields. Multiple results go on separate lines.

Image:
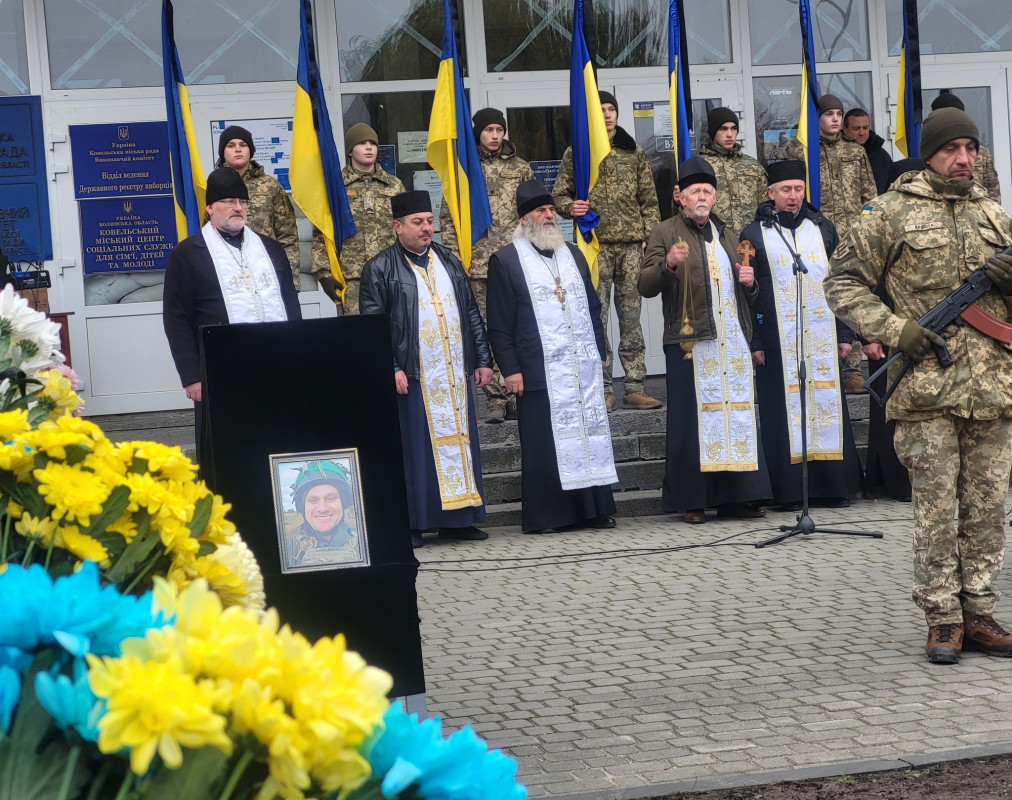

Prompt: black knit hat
xmin=516 ymin=180 xmax=554 ymax=219
xmin=677 ymin=156 xmax=716 ymax=191
xmin=472 ymin=108 xmax=507 ymax=141
xmin=391 ymin=190 xmax=432 ymax=219
xmin=205 ymin=167 xmax=248 ymax=206
xmin=766 ymin=159 xmax=806 ymax=185
xmin=817 ymin=94 xmax=844 ymax=115
xmin=931 ymin=93 xmax=964 ymax=111
xmin=707 ymin=107 xmax=738 ymax=141
xmin=599 ymin=91 xmax=618 ymax=110
xmin=218 ymin=125 xmax=255 ymax=160
xmin=919 ymin=108 xmax=979 ymax=161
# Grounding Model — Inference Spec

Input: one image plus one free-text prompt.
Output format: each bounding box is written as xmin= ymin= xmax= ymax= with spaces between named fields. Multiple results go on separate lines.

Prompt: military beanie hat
xmin=391 ymin=190 xmax=431 ymax=219
xmin=345 ymin=122 xmax=378 ymax=154
xmin=218 ymin=125 xmax=255 ymax=160
xmin=599 ymin=90 xmax=618 ymax=110
xmin=516 ymin=179 xmax=554 ymax=219
xmin=472 ymin=108 xmax=507 ymax=141
xmin=919 ymin=108 xmax=979 ymax=161
xmin=677 ymin=156 xmax=717 ymax=191
xmin=931 ymin=93 xmax=965 ymax=111
xmin=707 ymin=107 xmax=738 ymax=141
xmin=817 ymin=94 xmax=844 ymax=115
xmin=205 ymin=167 xmax=249 ymax=205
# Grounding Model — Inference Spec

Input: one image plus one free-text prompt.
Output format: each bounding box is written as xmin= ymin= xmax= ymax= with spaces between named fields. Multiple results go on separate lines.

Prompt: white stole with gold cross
xmin=513 ymin=239 xmax=617 ymax=490
xmin=201 ymin=223 xmax=288 ymax=324
xmin=761 ymin=219 xmax=843 ymax=462
xmin=410 ymin=251 xmax=482 ymax=510
xmin=692 ymin=227 xmax=759 ymax=472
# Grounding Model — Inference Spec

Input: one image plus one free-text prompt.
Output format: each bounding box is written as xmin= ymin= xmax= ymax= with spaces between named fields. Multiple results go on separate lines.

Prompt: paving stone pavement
xmin=414 ymin=498 xmax=1012 ymax=799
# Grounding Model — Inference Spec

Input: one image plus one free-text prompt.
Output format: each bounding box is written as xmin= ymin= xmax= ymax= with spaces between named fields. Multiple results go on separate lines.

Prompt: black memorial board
xmin=200 ymin=315 xmax=423 ymax=696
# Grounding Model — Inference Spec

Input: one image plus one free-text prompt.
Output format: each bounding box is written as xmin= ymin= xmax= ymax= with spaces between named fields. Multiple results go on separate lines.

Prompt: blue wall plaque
xmin=0 ymin=96 xmax=53 ymax=261
xmin=70 ymin=122 xmax=172 ymax=200
xmin=80 ymin=196 xmax=177 ymax=274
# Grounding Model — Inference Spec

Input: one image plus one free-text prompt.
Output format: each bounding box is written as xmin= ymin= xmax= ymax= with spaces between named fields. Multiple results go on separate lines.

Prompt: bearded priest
xmin=486 ymin=180 xmax=618 ymax=534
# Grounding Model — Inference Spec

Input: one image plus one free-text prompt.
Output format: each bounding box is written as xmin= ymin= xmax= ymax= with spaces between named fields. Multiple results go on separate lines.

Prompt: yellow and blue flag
xmin=290 ymin=0 xmax=356 ymax=299
xmin=427 ymin=0 xmax=491 ymax=270
xmin=797 ymin=0 xmax=821 ymax=207
xmin=668 ymin=0 xmax=693 ymax=172
xmin=896 ymin=0 xmax=922 ymax=157
xmin=161 ymin=0 xmax=205 ymax=242
xmin=569 ymin=0 xmax=611 ymax=287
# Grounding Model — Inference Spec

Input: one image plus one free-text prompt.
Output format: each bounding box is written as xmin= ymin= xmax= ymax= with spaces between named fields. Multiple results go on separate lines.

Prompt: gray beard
xmin=516 ymin=217 xmax=566 ymax=252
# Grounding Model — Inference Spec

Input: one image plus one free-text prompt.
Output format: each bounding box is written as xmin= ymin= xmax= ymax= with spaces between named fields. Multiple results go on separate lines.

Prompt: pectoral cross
xmin=553 ymin=277 xmax=567 ymax=308
xmin=737 ymin=240 xmax=755 ymax=267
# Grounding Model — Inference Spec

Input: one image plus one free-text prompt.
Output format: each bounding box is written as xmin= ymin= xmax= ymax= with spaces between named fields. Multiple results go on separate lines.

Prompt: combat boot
xmin=485 ymin=401 xmax=506 ymax=424
xmin=925 ymin=623 xmax=962 ymax=664
xmin=604 ymin=391 xmax=616 ymax=413
xmin=843 ymin=373 xmax=867 ymax=394
xmin=963 ymin=612 xmax=1012 ymax=657
xmin=623 ymin=391 xmax=662 ymax=410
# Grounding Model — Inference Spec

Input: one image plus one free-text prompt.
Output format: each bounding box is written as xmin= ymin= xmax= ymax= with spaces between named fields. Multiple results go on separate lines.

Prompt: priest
xmin=740 ymin=160 xmax=862 ymax=509
xmin=486 ymin=180 xmax=618 ymax=534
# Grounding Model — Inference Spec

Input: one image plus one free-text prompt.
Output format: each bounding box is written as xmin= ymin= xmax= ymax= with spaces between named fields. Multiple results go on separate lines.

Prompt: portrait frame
xmin=269 ymin=448 xmax=370 ymax=574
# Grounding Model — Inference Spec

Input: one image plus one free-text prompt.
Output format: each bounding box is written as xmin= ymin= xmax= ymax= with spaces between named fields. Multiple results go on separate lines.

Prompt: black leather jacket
xmin=360 ymin=241 xmax=492 ymax=379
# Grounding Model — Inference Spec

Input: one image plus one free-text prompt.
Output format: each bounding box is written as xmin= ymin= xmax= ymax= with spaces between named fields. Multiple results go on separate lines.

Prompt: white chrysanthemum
xmin=0 ymin=285 xmax=64 ymax=372
xmin=212 ymin=530 xmax=267 ymax=611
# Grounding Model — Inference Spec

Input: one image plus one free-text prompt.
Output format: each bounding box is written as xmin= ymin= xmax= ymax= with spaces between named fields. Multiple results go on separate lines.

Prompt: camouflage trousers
xmin=893 ymin=414 xmax=1012 ymax=626
xmin=342 ymin=279 xmax=361 ymax=316
xmin=598 ymin=242 xmax=646 ymax=395
xmin=468 ymin=277 xmax=508 ymax=405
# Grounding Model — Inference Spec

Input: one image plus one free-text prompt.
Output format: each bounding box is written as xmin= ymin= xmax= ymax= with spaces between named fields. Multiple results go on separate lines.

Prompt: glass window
xmin=752 ymin=72 xmax=873 ymax=165
xmin=335 ymin=0 xmax=466 ymax=82
xmin=749 ymin=0 xmax=869 ymax=67
xmin=0 ymin=0 xmax=30 ymax=95
xmin=887 ymin=2 xmax=1012 ymax=56
xmin=483 ymin=0 xmax=731 ymax=73
xmin=45 ymin=0 xmax=299 ymax=90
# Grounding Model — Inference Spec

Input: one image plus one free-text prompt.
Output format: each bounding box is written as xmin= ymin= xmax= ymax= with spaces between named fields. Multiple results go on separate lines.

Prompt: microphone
xmin=759 ymin=204 xmax=777 ymax=228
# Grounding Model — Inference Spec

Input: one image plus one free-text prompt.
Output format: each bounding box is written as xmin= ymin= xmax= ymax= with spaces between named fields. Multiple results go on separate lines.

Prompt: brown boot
xmin=925 ymin=623 xmax=963 ymax=664
xmin=485 ymin=401 xmax=506 ymax=424
xmin=843 ymin=373 xmax=868 ymax=394
xmin=604 ymin=391 xmax=616 ymax=413
xmin=963 ymin=612 xmax=1012 ymax=657
xmin=623 ymin=390 xmax=662 ymax=409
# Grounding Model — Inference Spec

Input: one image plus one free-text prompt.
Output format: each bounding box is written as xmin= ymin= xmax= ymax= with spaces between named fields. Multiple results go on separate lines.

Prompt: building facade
xmin=2 ymin=0 xmax=1009 ymax=414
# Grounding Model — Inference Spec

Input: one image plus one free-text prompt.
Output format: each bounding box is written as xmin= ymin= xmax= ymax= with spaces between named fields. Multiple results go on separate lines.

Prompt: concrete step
xmin=481 ymin=459 xmax=665 ymax=505
xmin=479 ymin=431 xmax=663 ymax=475
xmin=484 ymin=488 xmax=665 ymax=528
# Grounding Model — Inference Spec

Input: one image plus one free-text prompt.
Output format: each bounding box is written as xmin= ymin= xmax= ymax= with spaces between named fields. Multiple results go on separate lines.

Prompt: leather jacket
xmin=360 ymin=241 xmax=492 ymax=379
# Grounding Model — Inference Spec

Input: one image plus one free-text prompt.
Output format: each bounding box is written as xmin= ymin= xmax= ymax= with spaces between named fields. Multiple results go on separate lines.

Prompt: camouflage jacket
xmin=977 ymin=145 xmax=1001 ymax=203
xmin=311 ymin=163 xmax=405 ymax=282
xmin=439 ymin=140 xmax=534 ymax=278
xmin=824 ymin=169 xmax=1012 ymax=422
xmin=699 ymin=141 xmax=768 ymax=236
xmin=813 ymin=133 xmax=877 ymax=241
xmin=232 ymin=163 xmax=300 ymax=288
xmin=553 ymin=126 xmax=661 ymax=245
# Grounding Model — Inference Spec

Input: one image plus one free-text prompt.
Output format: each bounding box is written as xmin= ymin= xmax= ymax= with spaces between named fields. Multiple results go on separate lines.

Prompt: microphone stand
xmin=755 ymin=208 xmax=882 ymax=548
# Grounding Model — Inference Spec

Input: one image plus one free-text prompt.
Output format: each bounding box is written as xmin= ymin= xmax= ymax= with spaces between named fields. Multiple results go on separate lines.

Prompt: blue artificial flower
xmin=0 ymin=563 xmax=56 ymax=650
xmin=365 ymin=703 xmax=527 ymax=800
xmin=0 ymin=665 xmax=21 ymax=734
xmin=34 ymin=660 xmax=103 ymax=742
xmin=0 ymin=646 xmax=31 ymax=672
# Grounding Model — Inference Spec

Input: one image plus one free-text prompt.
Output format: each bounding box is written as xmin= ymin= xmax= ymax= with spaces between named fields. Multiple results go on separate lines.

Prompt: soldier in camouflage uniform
xmin=216 ymin=125 xmax=300 ymax=289
xmin=312 ymin=123 xmax=405 ymax=315
xmin=930 ymin=93 xmax=1001 ymax=202
xmin=824 ymin=108 xmax=1012 ymax=665
xmin=766 ymin=131 xmax=794 ymax=162
xmin=698 ymin=107 xmax=768 ymax=236
xmin=440 ymin=108 xmax=534 ymax=422
xmin=554 ymin=91 xmax=662 ymax=411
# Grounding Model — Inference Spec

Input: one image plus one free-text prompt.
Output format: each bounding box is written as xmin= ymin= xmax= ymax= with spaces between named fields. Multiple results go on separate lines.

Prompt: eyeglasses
xmin=216 ymin=198 xmax=250 ymax=208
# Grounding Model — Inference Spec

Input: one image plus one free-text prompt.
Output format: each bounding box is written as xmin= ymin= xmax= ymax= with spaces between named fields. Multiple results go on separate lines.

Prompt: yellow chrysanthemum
xmin=0 ymin=409 xmax=29 ymax=441
xmin=14 ymin=512 xmax=58 ymax=543
xmin=203 ymin=491 xmax=236 ymax=544
xmin=126 ymin=441 xmax=197 ymax=483
xmin=33 ymin=462 xmax=110 ymax=526
xmin=105 ymin=513 xmax=139 ymax=543
xmin=0 ymin=438 xmax=34 ymax=477
xmin=23 ymin=428 xmax=94 ymax=462
xmin=170 ymin=531 xmax=265 ymax=611
xmin=37 ymin=369 xmax=83 ymax=414
xmin=87 ymin=653 xmax=232 ymax=774
xmin=55 ymin=524 xmax=111 ymax=567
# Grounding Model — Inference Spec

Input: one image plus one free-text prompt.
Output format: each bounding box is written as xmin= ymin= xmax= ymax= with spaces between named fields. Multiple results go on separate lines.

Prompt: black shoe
xmin=523 ymin=528 xmax=552 ymax=535
xmin=588 ymin=515 xmax=617 ymax=529
xmin=774 ymin=502 xmax=804 ymax=512
xmin=410 ymin=532 xmax=424 ymax=548
xmin=814 ymin=497 xmax=851 ymax=508
xmin=437 ymin=525 xmax=488 ymax=541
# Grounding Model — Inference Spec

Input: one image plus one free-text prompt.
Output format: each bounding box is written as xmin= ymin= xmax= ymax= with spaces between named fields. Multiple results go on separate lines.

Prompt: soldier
xmin=698 ymin=107 xmax=768 ymax=236
xmin=554 ymin=91 xmax=662 ymax=412
xmin=216 ymin=125 xmax=300 ymax=289
xmin=930 ymin=93 xmax=1001 ymax=203
xmin=824 ymin=108 xmax=1012 ymax=665
xmin=767 ymin=131 xmax=794 ymax=162
xmin=440 ymin=108 xmax=534 ymax=422
xmin=313 ymin=123 xmax=405 ymax=314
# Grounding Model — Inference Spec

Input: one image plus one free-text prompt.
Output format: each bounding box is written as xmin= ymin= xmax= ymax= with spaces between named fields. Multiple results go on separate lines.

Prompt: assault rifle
xmin=864 ymin=253 xmax=1012 ymax=407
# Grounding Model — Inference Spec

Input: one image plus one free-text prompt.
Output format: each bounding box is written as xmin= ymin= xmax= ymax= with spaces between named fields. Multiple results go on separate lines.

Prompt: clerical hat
xmin=676 ymin=156 xmax=716 ymax=191
xmin=766 ymin=159 xmax=806 ymax=186
xmin=516 ymin=180 xmax=555 ymax=219
xmin=391 ymin=190 xmax=432 ymax=219
xmin=205 ymin=167 xmax=248 ymax=206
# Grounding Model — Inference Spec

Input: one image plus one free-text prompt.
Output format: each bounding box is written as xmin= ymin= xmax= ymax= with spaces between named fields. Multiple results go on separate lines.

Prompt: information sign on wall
xmin=0 ymin=96 xmax=53 ymax=261
xmin=70 ymin=122 xmax=172 ymax=200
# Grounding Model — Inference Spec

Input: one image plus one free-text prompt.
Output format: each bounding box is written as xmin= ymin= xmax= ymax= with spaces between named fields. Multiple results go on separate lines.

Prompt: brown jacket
xmin=639 ymin=210 xmax=757 ymax=346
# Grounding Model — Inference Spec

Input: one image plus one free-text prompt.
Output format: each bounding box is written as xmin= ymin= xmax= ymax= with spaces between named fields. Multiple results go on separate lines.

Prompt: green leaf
xmin=130 ymin=746 xmax=230 ymax=800
xmin=82 ymin=486 xmax=131 ymax=541
xmin=127 ymin=457 xmax=148 ymax=476
xmin=105 ymin=530 xmax=163 ymax=586
xmin=63 ymin=445 xmax=91 ymax=467
xmin=187 ymin=494 xmax=213 ymax=538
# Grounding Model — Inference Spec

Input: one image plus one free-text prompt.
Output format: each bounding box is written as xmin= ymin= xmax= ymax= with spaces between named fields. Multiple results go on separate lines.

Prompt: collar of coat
xmin=610 ymin=126 xmax=637 ymax=151
xmin=895 ymin=168 xmax=986 ymax=202
xmin=700 ymin=140 xmax=744 ymax=159
xmin=479 ymin=139 xmax=519 ymax=161
xmin=343 ymin=163 xmax=398 ymax=185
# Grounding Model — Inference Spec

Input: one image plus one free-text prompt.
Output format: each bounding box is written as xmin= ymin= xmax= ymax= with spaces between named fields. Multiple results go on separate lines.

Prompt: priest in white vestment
xmin=360 ymin=191 xmax=493 ymax=548
xmin=163 ymin=167 xmax=302 ymax=464
xmin=487 ymin=180 xmax=618 ymax=534
xmin=740 ymin=159 xmax=862 ymax=509
xmin=638 ymin=157 xmax=772 ymax=524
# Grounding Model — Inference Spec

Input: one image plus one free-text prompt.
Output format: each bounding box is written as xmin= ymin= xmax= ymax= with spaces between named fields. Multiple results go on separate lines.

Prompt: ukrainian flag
xmin=290 ymin=0 xmax=356 ymax=299
xmin=161 ymin=0 xmax=205 ymax=242
xmin=895 ymin=0 xmax=922 ymax=157
xmin=797 ymin=0 xmax=821 ymax=208
xmin=427 ymin=0 xmax=491 ymax=270
xmin=668 ymin=0 xmax=693 ymax=172
xmin=569 ymin=0 xmax=610 ymax=287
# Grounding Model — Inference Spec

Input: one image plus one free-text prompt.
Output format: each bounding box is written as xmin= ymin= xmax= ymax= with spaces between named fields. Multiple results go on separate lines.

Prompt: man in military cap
xmin=216 ymin=125 xmax=301 ymax=289
xmin=313 ymin=122 xmax=405 ymax=314
xmin=360 ymin=190 xmax=493 ymax=547
xmin=698 ymin=107 xmax=768 ymax=236
xmin=639 ymin=157 xmax=771 ymax=524
xmin=554 ymin=90 xmax=662 ymax=412
xmin=440 ymin=108 xmax=535 ymax=422
xmin=930 ymin=93 xmax=1001 ymax=202
xmin=825 ymin=107 xmax=1012 ymax=665
xmin=289 ymin=460 xmax=364 ymax=567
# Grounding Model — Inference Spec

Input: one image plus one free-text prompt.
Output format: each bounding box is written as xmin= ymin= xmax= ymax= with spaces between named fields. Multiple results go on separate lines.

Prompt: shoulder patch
xmin=861 ymin=205 xmax=874 ymax=215
xmin=832 ymin=240 xmax=851 ymax=260
xmin=904 ymin=221 xmax=945 ymax=232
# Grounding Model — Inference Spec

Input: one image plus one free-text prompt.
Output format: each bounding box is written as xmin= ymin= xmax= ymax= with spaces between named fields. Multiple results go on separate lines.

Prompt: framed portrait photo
xmin=270 ymin=449 xmax=370 ymax=573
